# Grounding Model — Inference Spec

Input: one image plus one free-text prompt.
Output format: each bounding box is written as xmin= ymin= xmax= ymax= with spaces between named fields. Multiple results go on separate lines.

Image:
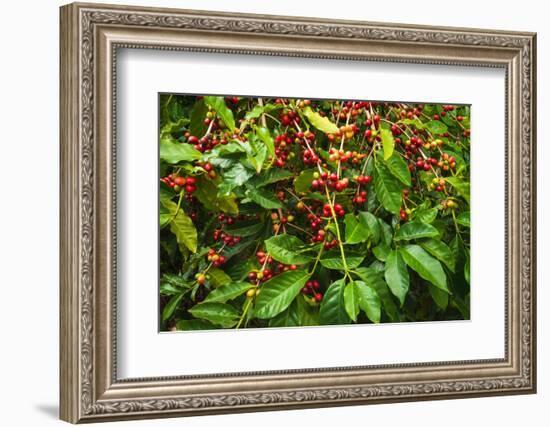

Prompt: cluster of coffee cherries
xmin=322 ymin=203 xmax=345 ymax=218
xmin=279 ymin=109 xmax=301 ymax=126
xmin=399 ymin=208 xmax=408 ymax=221
xmin=332 ymin=100 xmax=375 ymax=120
xmin=422 ymin=138 xmax=445 ymax=151
xmin=306 ymin=213 xmax=323 ymax=230
xmin=438 ymin=153 xmax=457 ymax=171
xmin=302 ymin=148 xmax=320 ymax=166
xmin=336 ymin=124 xmax=359 ymax=140
xmin=327 ymin=148 xmax=365 ymax=164
xmin=441 ymin=199 xmax=457 ymax=210
xmin=184 ymin=133 xmax=229 ymax=153
xmin=414 ymin=156 xmax=438 ymax=172
xmin=206 ymin=248 xmax=226 ymax=267
xmin=311 ymin=171 xmax=350 ymax=193
xmin=212 ymin=229 xmax=241 ymax=246
xmin=273 ymin=133 xmax=295 ymax=168
xmin=196 ymin=161 xmax=217 ymax=179
xmin=160 ymin=174 xmax=197 ymax=194
xmin=429 ymin=177 xmax=447 ymax=192
xmin=247 ymin=251 xmax=298 ymax=284
xmin=301 ymin=280 xmax=323 ymax=302
xmin=352 ymin=173 xmax=371 ymax=205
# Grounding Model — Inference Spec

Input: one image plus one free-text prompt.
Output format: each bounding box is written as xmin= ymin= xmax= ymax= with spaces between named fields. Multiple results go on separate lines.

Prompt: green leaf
xmin=294 ymin=169 xmax=316 ymax=194
xmin=303 ymin=106 xmax=339 ymax=133
xmin=269 ymin=300 xmax=300 ymax=327
xmin=420 ymin=239 xmax=455 ymax=272
xmin=424 ymin=120 xmax=448 ymax=134
xmin=160 ymin=139 xmax=202 ymax=164
xmin=249 ymin=168 xmax=293 ymax=187
xmin=160 ymin=199 xmax=197 ymax=253
xmin=355 ymin=280 xmax=381 ymax=323
xmin=245 ymin=187 xmax=283 ymax=209
xmin=380 ymin=128 xmax=395 ymax=160
xmin=194 ymin=176 xmax=238 ymax=214
xmin=415 ymin=207 xmax=438 ymax=224
xmin=456 ymin=211 xmax=470 ymax=227
xmin=384 ymin=250 xmax=410 ymax=306
xmin=400 ymin=245 xmax=448 ymax=292
xmin=372 ymin=244 xmax=390 ymax=262
xmin=359 ymin=211 xmax=381 ymax=244
xmin=295 ymin=296 xmax=320 ymax=326
xmin=225 ymin=220 xmax=264 ymax=237
xmin=320 ymin=250 xmax=365 ymax=270
xmin=344 ymin=281 xmax=360 ymax=321
xmin=265 ymin=234 xmax=312 ymax=265
xmin=378 ymin=219 xmax=393 ymax=246
xmin=394 ymin=221 xmax=440 ymax=241
xmin=245 ymin=103 xmax=282 ymax=120
xmin=189 ymin=302 xmax=240 ymax=327
xmin=219 ymin=163 xmax=254 ymax=195
xmin=207 ymin=268 xmax=233 ymax=287
xmin=353 ymin=267 xmax=399 ymax=322
xmin=255 ymin=126 xmax=275 ymax=158
xmin=254 ymin=270 xmax=310 ymax=319
xmin=429 ymin=284 xmax=449 ymax=310
xmin=204 ymin=96 xmax=236 ymax=131
xmin=189 ymin=99 xmax=208 ymax=137
xmin=203 ymin=282 xmax=254 ymax=303
xmin=162 ymin=294 xmax=183 ymax=321
xmin=464 ymin=259 xmax=470 ymax=284
xmin=445 ymin=177 xmax=470 ymax=203
xmin=319 ymin=279 xmax=351 ymax=325
xmin=374 ymin=161 xmax=403 ymax=214
xmin=176 ymin=319 xmax=219 ymax=331
xmin=344 ymin=213 xmax=369 ymax=244
xmin=383 ymin=152 xmax=411 ymax=186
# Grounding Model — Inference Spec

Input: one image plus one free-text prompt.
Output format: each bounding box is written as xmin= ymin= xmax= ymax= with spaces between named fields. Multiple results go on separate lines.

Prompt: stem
xmin=323 ymin=186 xmax=349 ymax=274
xmin=236 ymin=298 xmax=252 ymax=329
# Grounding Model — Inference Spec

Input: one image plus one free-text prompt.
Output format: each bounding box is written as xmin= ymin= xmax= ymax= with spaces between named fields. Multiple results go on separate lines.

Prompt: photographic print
xmin=159 ymin=95 xmax=471 ymax=331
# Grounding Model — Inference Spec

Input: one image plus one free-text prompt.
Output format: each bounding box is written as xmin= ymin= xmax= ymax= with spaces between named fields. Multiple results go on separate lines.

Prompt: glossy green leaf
xmin=160 ymin=199 xmax=197 ymax=253
xmin=383 ymin=151 xmax=411 ymax=186
xmin=425 ymin=120 xmax=448 ymax=134
xmin=189 ymin=99 xmax=208 ymax=137
xmin=344 ymin=213 xmax=370 ymax=244
xmin=204 ymin=96 xmax=236 ymax=130
xmin=249 ymin=168 xmax=293 ymax=187
xmin=203 ymin=282 xmax=254 ymax=303
xmin=194 ymin=176 xmax=238 ymax=214
xmin=160 ymin=139 xmax=202 ymax=164
xmin=394 ymin=221 xmax=440 ymax=241
xmin=189 ymin=302 xmax=240 ymax=327
xmin=420 ymin=239 xmax=455 ymax=272
xmin=355 ymin=280 xmax=381 ymax=323
xmin=344 ymin=281 xmax=360 ymax=321
xmin=254 ymin=270 xmax=310 ymax=319
xmin=319 ymin=279 xmax=351 ymax=325
xmin=358 ymin=211 xmax=381 ymax=244
xmin=245 ymin=187 xmax=283 ymax=209
xmin=225 ymin=221 xmax=264 ymax=237
xmin=446 ymin=177 xmax=470 ymax=203
xmin=400 ymin=245 xmax=448 ymax=292
xmin=429 ymin=284 xmax=449 ymax=310
xmin=269 ymin=300 xmax=300 ymax=327
xmin=374 ymin=161 xmax=403 ymax=214
xmin=207 ymin=268 xmax=233 ymax=287
xmin=415 ymin=207 xmax=438 ymax=224
xmin=320 ymin=250 xmax=365 ymax=270
xmin=294 ymin=169 xmax=316 ymax=194
xmin=372 ymin=244 xmax=390 ymax=262
xmin=162 ymin=293 xmax=183 ymax=321
xmin=384 ymin=250 xmax=410 ymax=306
xmin=380 ymin=127 xmax=395 ymax=160
xmin=265 ymin=234 xmax=312 ymax=265
xmin=456 ymin=211 xmax=470 ymax=227
xmin=353 ymin=267 xmax=399 ymax=322
xmin=255 ymin=126 xmax=275 ymax=158
xmin=303 ymin=106 xmax=339 ymax=133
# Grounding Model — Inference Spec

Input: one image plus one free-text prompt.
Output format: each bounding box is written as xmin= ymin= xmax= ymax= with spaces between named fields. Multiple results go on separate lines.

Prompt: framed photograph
xmin=60 ymin=2 xmax=537 ymax=423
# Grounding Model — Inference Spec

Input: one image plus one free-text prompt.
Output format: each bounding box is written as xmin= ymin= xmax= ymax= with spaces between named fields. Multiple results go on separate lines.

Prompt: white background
xmin=118 ymin=50 xmax=504 ymax=377
xmin=0 ymin=0 xmax=546 ymax=426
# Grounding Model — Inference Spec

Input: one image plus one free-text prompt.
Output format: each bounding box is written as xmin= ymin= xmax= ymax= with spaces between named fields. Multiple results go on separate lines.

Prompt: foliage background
xmin=159 ymin=94 xmax=471 ymax=330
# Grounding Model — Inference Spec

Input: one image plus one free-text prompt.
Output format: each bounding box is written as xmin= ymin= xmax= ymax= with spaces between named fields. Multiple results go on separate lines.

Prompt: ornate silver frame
xmin=60 ymin=2 xmax=537 ymax=423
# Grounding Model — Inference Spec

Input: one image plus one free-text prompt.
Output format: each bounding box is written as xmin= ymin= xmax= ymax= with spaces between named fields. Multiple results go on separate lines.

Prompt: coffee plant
xmin=159 ymin=94 xmax=470 ymax=331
